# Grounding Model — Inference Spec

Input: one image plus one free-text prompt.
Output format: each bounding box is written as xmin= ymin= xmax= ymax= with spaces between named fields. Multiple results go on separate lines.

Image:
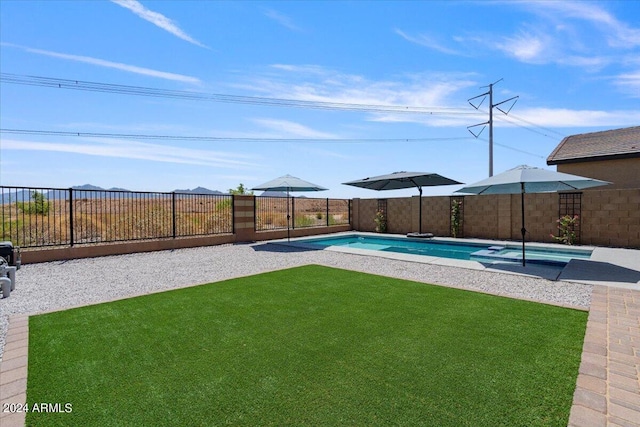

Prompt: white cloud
xmin=526 ymin=1 xmax=640 ymax=48
xmin=230 ymin=66 xmax=483 ymax=127
xmin=252 ymin=119 xmax=338 ymax=139
xmin=111 ymin=0 xmax=208 ymax=48
xmin=264 ymin=9 xmax=302 ymax=32
xmin=451 ymin=2 xmax=639 ymax=71
xmin=613 ymin=71 xmax=640 ymax=98
xmin=17 ymin=45 xmax=200 ymax=83
xmin=251 ymin=65 xmax=478 ymax=109
xmin=394 ymin=29 xmax=462 ymax=55
xmin=1 ymin=138 xmax=259 ymax=169
xmin=370 ymin=105 xmax=640 ymax=130
xmin=499 ymin=107 xmax=640 ymax=128
xmin=496 ymin=31 xmax=546 ymax=63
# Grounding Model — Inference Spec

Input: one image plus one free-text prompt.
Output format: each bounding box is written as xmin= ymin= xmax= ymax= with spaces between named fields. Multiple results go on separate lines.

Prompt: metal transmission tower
xmin=467 ymin=79 xmax=518 ymax=176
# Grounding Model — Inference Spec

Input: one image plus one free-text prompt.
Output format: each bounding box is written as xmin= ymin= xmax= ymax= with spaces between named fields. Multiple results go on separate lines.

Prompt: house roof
xmin=547 ymin=126 xmax=640 ymax=165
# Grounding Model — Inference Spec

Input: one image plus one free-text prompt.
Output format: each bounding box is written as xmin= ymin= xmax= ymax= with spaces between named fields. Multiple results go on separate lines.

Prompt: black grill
xmin=0 ymin=241 xmax=21 ymax=269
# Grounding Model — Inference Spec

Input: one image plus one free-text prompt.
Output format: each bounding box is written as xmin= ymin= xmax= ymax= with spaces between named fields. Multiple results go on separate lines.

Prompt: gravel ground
xmin=0 ymin=242 xmax=593 ymax=360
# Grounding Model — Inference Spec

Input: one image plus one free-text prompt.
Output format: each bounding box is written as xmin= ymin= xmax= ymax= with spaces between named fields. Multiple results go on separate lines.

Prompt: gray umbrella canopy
xmin=252 ymin=174 xmax=328 ymax=241
xmin=455 ymin=165 xmax=609 ymax=266
xmin=343 ymin=171 xmax=463 ymax=235
xmin=343 ymin=171 xmax=462 ymax=191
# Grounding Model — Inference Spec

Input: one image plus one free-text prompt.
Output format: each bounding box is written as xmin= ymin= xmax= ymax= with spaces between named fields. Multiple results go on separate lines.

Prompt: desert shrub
xmin=18 ymin=191 xmax=50 ymax=215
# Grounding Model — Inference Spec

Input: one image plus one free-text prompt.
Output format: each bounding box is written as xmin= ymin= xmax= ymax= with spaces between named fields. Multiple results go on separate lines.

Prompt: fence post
xmin=233 ymin=195 xmax=237 ymax=234
xmin=326 ymin=198 xmax=329 ymax=226
xmin=172 ymin=192 xmax=177 ymax=239
xmin=69 ymin=188 xmax=74 ymax=247
xmin=291 ymin=197 xmax=295 ymax=230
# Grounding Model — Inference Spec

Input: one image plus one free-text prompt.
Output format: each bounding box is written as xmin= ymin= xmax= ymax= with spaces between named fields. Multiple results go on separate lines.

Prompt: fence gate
xmin=558 ymin=192 xmax=582 ymax=244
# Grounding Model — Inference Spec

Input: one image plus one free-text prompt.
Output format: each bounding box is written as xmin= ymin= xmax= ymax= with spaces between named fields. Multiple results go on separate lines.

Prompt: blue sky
xmin=1 ymin=0 xmax=639 ymax=198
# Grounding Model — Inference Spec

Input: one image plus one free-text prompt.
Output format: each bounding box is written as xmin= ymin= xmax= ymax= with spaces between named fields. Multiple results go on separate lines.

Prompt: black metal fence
xmin=255 ymin=196 xmax=350 ymax=231
xmin=1 ymin=186 xmax=233 ymax=248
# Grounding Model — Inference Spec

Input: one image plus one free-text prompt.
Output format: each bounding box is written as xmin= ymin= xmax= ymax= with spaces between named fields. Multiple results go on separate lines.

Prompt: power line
xmin=0 ymin=127 xmax=546 ymax=157
xmin=0 ymin=128 xmax=475 ymax=144
xmin=0 ymin=73 xmax=483 ymax=116
xmin=476 ymin=136 xmax=546 ymax=159
xmin=1 ymin=73 xmax=564 ymax=156
xmin=1 ymin=73 xmax=567 ymax=141
xmin=497 ymin=114 xmax=567 ymax=139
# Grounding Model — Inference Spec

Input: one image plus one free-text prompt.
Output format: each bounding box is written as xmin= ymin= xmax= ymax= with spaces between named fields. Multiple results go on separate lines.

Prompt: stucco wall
xmin=557 ymin=158 xmax=640 ymax=190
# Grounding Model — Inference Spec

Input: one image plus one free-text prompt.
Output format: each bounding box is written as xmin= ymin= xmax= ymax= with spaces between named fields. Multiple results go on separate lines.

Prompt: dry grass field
xmin=1 ymin=194 xmax=350 ymax=247
xmin=1 ymin=195 xmax=233 ymax=247
xmin=255 ymin=197 xmax=350 ymax=230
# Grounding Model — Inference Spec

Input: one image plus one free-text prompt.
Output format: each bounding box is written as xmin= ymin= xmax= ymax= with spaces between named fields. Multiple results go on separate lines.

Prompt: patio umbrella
xmin=342 ymin=171 xmax=463 ymax=236
xmin=455 ymin=165 xmax=609 ymax=266
xmin=252 ymin=174 xmax=328 ymax=241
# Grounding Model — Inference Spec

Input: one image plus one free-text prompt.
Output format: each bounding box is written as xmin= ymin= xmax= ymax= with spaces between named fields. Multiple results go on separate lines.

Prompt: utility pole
xmin=468 ymin=79 xmax=518 ymax=177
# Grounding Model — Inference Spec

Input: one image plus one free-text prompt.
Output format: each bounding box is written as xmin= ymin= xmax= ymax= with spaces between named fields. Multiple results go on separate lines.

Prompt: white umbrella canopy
xmin=252 ymin=174 xmax=328 ymax=193
xmin=455 ymin=165 xmax=610 ymax=266
xmin=252 ymin=174 xmax=328 ymax=241
xmin=456 ymin=165 xmax=610 ymax=195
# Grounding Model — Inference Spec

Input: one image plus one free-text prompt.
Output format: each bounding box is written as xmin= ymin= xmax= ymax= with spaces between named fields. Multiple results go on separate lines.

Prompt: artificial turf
xmin=26 ymin=265 xmax=587 ymax=426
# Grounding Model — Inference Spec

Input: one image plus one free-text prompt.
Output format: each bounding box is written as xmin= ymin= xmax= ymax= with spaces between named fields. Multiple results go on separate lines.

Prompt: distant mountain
xmin=260 ymin=190 xmax=307 ymax=198
xmin=260 ymin=190 xmax=288 ymax=197
xmin=174 ymin=186 xmax=225 ymax=195
xmin=72 ymin=184 xmax=108 ymax=191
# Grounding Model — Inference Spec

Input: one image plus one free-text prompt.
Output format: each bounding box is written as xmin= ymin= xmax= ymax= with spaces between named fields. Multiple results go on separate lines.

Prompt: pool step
xmin=470 ymin=248 xmax=567 ymax=267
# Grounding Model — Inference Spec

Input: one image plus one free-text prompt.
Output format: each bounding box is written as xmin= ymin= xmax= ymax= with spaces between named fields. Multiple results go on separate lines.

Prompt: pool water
xmin=299 ymin=234 xmax=593 ymax=266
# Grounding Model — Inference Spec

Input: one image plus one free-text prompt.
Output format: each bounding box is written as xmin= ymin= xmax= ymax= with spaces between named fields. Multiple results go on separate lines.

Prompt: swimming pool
xmin=297 ymin=234 xmax=593 ymax=266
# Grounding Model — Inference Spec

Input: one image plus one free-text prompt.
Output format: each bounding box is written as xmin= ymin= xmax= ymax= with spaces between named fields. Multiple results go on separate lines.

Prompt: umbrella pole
xmin=521 ymin=183 xmax=526 ymax=267
xmin=418 ymin=186 xmax=423 ymax=234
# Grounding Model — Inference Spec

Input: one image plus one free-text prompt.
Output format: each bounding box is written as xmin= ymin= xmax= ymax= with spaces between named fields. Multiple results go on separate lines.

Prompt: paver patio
xmin=569 ymin=286 xmax=640 ymax=427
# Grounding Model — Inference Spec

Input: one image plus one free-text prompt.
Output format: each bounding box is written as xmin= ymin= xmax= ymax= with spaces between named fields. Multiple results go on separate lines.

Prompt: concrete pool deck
xmin=1 ymin=236 xmax=639 ymax=426
xmin=280 ymin=232 xmax=640 ymax=288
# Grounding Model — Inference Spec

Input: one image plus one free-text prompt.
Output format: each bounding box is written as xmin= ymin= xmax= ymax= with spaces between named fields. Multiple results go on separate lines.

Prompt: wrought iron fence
xmin=255 ymin=196 xmax=350 ymax=231
xmin=1 ymin=186 xmax=233 ymax=248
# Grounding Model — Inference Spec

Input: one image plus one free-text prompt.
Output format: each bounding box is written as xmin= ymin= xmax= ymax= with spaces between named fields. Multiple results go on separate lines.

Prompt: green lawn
xmin=26 ymin=265 xmax=587 ymax=426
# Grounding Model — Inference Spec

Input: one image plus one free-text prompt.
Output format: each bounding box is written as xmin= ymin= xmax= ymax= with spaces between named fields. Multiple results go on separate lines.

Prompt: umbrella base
xmin=407 ymin=232 xmax=434 ymax=238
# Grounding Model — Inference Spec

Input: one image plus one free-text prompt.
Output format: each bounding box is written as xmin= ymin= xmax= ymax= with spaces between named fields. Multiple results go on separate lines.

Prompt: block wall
xmin=353 ymin=189 xmax=640 ymax=249
xmin=387 ymin=198 xmax=412 ymax=233
xmin=581 ymin=188 xmax=640 ymax=248
xmin=421 ymin=196 xmax=451 ymax=236
xmin=352 ymin=198 xmax=378 ymax=232
xmin=516 ymin=192 xmax=558 ymax=243
xmin=463 ymin=195 xmax=501 ymax=239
